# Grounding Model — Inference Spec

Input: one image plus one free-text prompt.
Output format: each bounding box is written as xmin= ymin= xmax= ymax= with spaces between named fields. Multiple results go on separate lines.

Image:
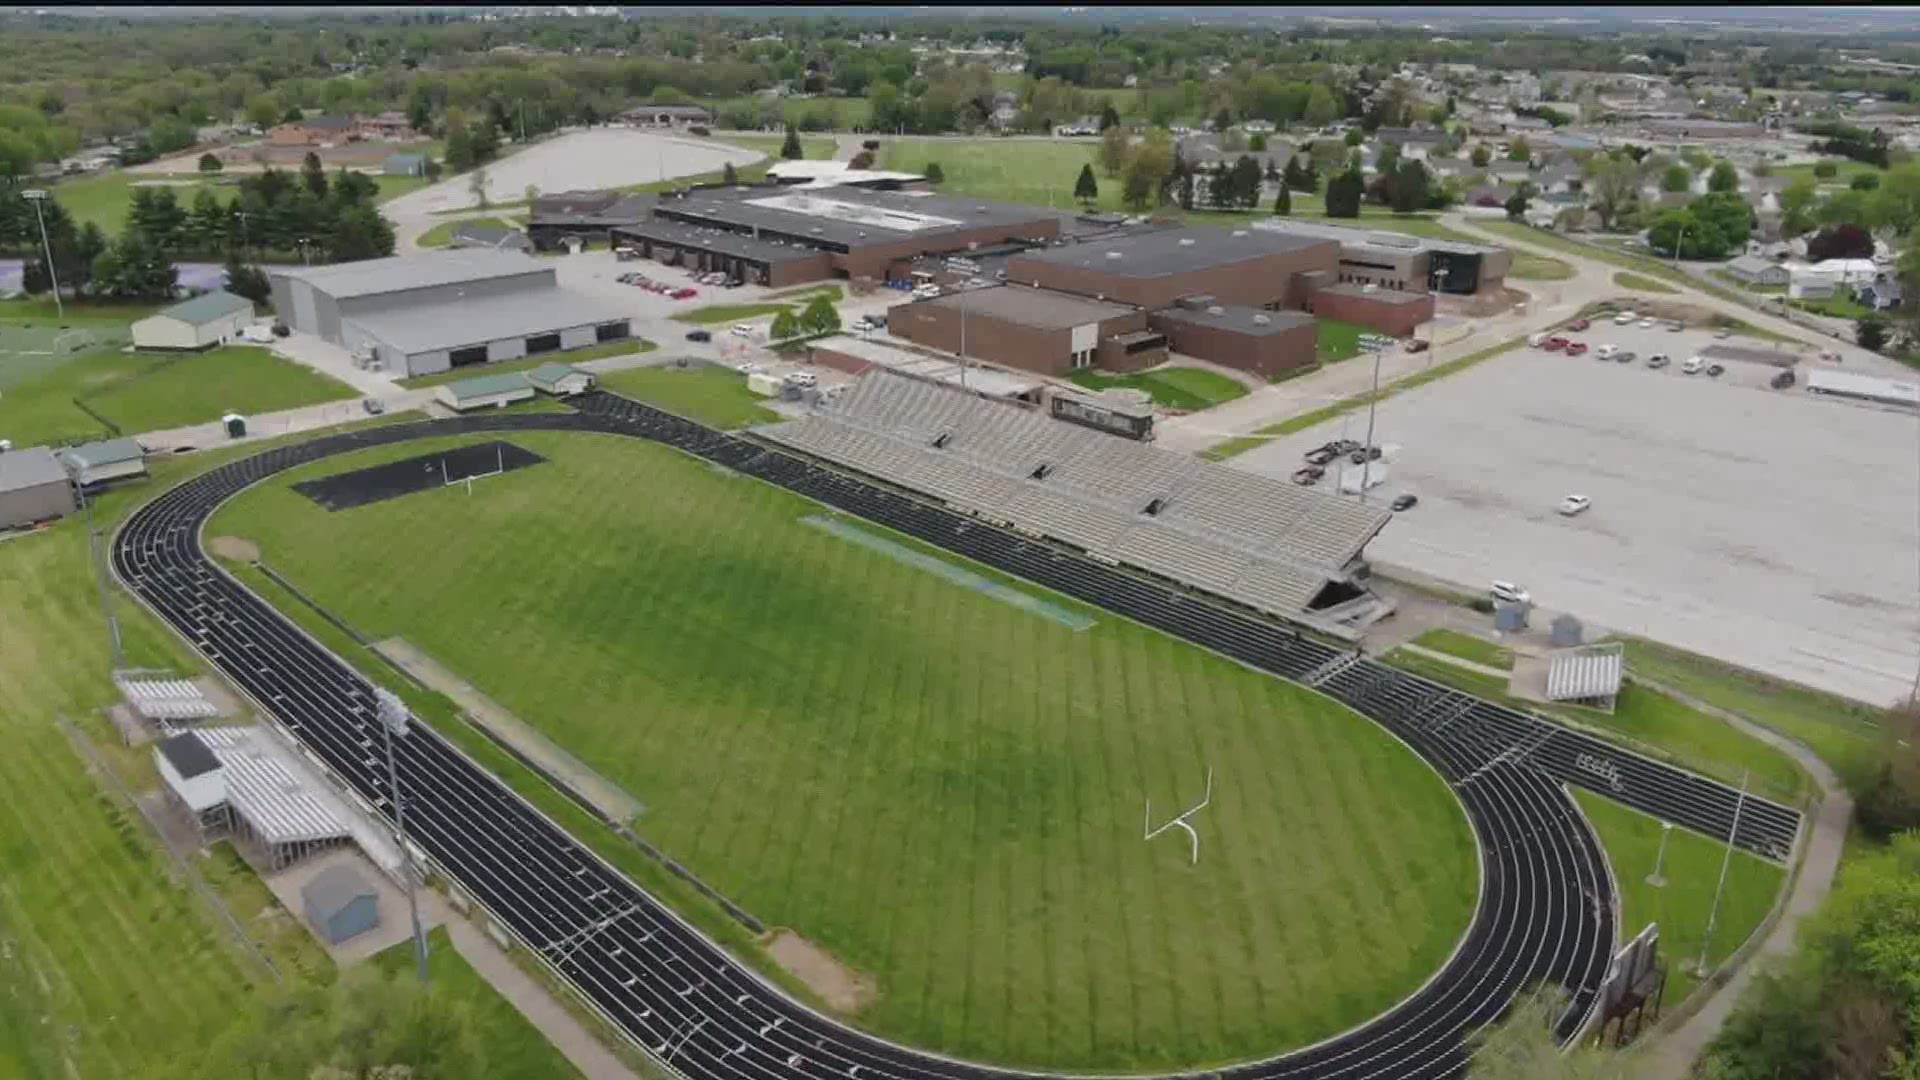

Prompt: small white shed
xmin=59 ymin=437 xmax=147 ymax=486
xmin=525 ymin=362 xmax=595 ymax=397
xmin=131 ymin=290 xmax=255 ymax=352
xmin=435 ymin=372 xmax=536 ymax=412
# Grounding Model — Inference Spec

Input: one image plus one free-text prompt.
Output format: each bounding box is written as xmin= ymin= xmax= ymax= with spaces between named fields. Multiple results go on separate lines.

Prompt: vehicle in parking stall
xmin=361 ymin=398 xmax=385 ymax=415
xmin=1639 ymin=318 xmax=1656 ymax=329
xmin=1565 ymin=341 xmax=1589 ymax=356
xmin=670 ymin=288 xmax=697 ymax=299
xmin=1817 ymin=349 xmax=1842 ymax=363
xmin=1490 ymin=581 xmax=1531 ymax=605
xmin=1390 ymin=494 xmax=1418 ymax=511
xmin=734 ymin=362 xmax=761 ymax=374
xmin=1666 ymin=320 xmax=1684 ymax=332
xmin=686 ymin=329 xmax=711 ymax=342
xmin=731 ymin=324 xmax=754 ymax=338
xmin=786 ymin=371 xmax=818 ymax=389
xmin=1596 ymin=344 xmax=1618 ymax=359
xmin=1771 ymin=369 xmax=1797 ymax=390
xmin=1647 ymin=353 xmax=1670 ymax=369
xmin=1405 ymin=338 xmax=1429 ymax=353
xmin=1707 ymin=363 xmax=1725 ymax=377
xmin=614 ymin=246 xmax=638 ymax=261
xmin=1613 ymin=312 xmax=1636 ymax=325
xmin=1529 ymin=332 xmax=1549 ymax=348
xmin=1558 ymin=494 xmax=1592 ymax=516
xmin=1544 ymin=335 xmax=1570 ymax=351
xmin=1349 ymin=446 xmax=1383 ymax=464
xmin=1682 ymin=355 xmax=1704 ymax=374
xmin=1568 ymin=318 xmax=1591 ymax=332
xmin=1614 ymin=350 xmax=1636 ymax=364
xmin=272 ymin=323 xmax=290 ymax=338
xmin=1292 ymin=465 xmax=1325 ymax=485
xmin=1305 ymin=447 xmax=1337 ymax=466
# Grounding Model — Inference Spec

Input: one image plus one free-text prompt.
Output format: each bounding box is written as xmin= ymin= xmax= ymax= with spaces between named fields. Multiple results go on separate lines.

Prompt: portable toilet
xmin=1550 ymin=613 xmax=1584 ymax=648
xmin=222 ymin=413 xmax=246 ymax=438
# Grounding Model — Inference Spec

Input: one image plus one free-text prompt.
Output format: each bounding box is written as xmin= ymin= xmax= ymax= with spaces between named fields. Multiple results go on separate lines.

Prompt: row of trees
xmin=770 ymin=294 xmax=842 ymax=341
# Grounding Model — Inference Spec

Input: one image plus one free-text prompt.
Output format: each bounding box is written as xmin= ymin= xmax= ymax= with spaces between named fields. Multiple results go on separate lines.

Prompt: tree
xmin=848 ymin=150 xmax=875 ymax=169
xmin=1851 ymin=173 xmax=1881 ymax=192
xmin=1388 ymin=159 xmax=1431 ymax=214
xmin=1807 ymin=224 xmax=1875 ymax=262
xmin=1507 ymin=135 xmax=1532 ymax=163
xmin=1505 ymin=182 xmax=1534 ymax=222
xmin=325 ymin=204 xmax=395 ymax=262
xmin=245 ymin=94 xmax=280 ymax=131
xmin=1814 ymin=161 xmax=1839 ymax=180
xmin=1099 ymin=125 xmax=1130 ymax=178
xmin=1073 ymin=163 xmax=1099 ymax=207
xmin=197 ymin=152 xmax=222 ymax=174
xmin=1213 ymin=106 xmax=1231 ymax=133
xmin=722 ymin=161 xmax=738 ymax=186
xmin=1250 ymin=133 xmax=1267 ymax=153
xmin=1585 ymin=155 xmax=1640 ymax=231
xmin=1467 ymin=986 xmax=1636 ymax=1080
xmin=1325 ymin=164 xmax=1365 ymax=218
xmin=1273 ymin=183 xmax=1290 ymax=216
xmin=127 ymin=187 xmax=187 ymax=250
xmin=1708 ymin=160 xmax=1740 ymax=194
xmin=301 ymin=151 xmax=328 ymax=198
xmin=1344 ymin=128 xmax=1364 ymax=147
xmin=1662 ymin=164 xmax=1692 ymax=193
xmin=424 ymin=158 xmax=444 ymax=182
xmin=770 ymin=308 xmax=800 ymax=341
xmin=223 ymin=254 xmax=271 ymax=305
xmin=1470 ymin=144 xmax=1491 ymax=168
xmin=90 ymin=231 xmax=177 ymax=300
xmin=800 ymin=294 xmax=840 ymax=335
xmin=1304 ymin=83 xmax=1340 ymax=129
xmin=923 ymin=162 xmax=944 ymax=184
xmin=1098 ymin=102 xmax=1120 ymax=131
xmin=469 ymin=167 xmax=490 ymax=211
xmin=1780 ymin=179 xmax=1819 ymax=237
xmin=780 ymin=125 xmax=803 ymax=160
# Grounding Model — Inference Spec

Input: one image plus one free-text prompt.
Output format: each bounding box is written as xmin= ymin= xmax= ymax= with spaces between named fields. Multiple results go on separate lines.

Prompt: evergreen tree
xmin=1274 ymin=183 xmax=1291 ymax=215
xmin=800 ymin=293 xmax=840 ymax=334
xmin=1098 ymin=102 xmax=1121 ymax=131
xmin=223 ymin=253 xmax=271 ymax=305
xmin=723 ymin=161 xmax=738 ymax=186
xmin=923 ymin=162 xmax=944 ymax=184
xmin=770 ymin=308 xmax=800 ymax=340
xmin=1073 ymin=162 xmax=1099 ymax=206
xmin=781 ymin=125 xmax=803 ymax=160
xmin=91 ymin=231 xmax=177 ymax=299
xmin=301 ymin=151 xmax=328 ymax=198
xmin=197 ymin=152 xmax=222 ymax=174
xmin=1326 ymin=164 xmax=1365 ymax=218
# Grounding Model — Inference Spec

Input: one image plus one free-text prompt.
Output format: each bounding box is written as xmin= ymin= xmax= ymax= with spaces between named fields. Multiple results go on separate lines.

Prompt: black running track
xmin=112 ymin=391 xmax=1800 ymax=1080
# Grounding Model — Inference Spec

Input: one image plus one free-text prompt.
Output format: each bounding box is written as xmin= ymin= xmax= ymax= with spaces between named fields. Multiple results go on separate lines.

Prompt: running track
xmin=112 ymin=392 xmax=1800 ymax=1079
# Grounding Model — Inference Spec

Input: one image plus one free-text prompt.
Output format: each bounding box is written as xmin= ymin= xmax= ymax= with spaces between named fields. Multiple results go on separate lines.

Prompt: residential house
xmin=359 ymin=111 xmax=416 ymax=141
xmin=1858 ymin=273 xmax=1903 ymax=311
xmin=1373 ymin=127 xmax=1446 ymax=161
xmin=1536 ymin=162 xmax=1583 ymax=195
xmin=1242 ymin=119 xmax=1277 ymax=135
xmin=268 ymin=115 xmax=357 ymax=147
xmin=619 ymin=105 xmax=713 ymax=128
xmin=1488 ymin=160 xmax=1533 ymax=183
xmin=1725 ymin=254 xmax=1789 ymax=287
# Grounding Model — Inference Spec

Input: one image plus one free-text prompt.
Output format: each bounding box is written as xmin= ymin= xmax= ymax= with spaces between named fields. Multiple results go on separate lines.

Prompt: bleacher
xmin=758 ymin=370 xmax=1393 ymax=619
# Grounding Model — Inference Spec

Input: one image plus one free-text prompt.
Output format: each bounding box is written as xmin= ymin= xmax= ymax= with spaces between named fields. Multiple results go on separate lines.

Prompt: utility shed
xmin=59 ymin=437 xmax=147 ymax=486
xmin=300 ymin=864 xmax=380 ymax=945
xmin=525 ymin=363 xmax=595 ymax=396
xmin=131 ymin=290 xmax=253 ymax=351
xmin=0 ymin=447 xmax=76 ymax=529
xmin=435 ymin=372 xmax=536 ymax=412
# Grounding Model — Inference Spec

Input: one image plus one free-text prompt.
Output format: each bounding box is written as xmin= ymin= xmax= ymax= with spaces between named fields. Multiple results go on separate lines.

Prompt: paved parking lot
xmin=382 ymin=128 xmax=762 ymax=217
xmin=1231 ymin=331 xmax=1920 ymax=706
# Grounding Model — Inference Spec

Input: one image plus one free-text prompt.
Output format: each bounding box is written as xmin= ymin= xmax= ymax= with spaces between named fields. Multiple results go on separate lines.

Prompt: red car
xmin=670 ymin=287 xmax=697 ymax=299
xmin=1544 ymin=336 xmax=1570 ymax=351
xmin=1568 ymin=318 xmax=1591 ymax=331
xmin=1565 ymin=341 xmax=1589 ymax=356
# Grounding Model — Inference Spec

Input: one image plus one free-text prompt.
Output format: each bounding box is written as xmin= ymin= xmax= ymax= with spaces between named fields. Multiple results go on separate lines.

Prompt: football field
xmin=210 ymin=431 xmax=1481 ymax=1072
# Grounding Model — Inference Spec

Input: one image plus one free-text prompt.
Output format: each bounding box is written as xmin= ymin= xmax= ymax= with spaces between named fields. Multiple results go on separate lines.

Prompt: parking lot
xmin=1231 ymin=329 xmax=1920 ymax=706
xmin=382 ymin=128 xmax=763 ymax=217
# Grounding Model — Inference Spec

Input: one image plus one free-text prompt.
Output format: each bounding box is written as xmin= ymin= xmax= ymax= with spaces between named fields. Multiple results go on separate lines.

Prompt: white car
xmin=1681 ymin=355 xmax=1704 ymax=375
xmin=1558 ymin=494 xmax=1592 ymax=516
xmin=1638 ymin=318 xmax=1656 ymax=329
xmin=1490 ymin=581 xmax=1531 ymax=605
xmin=786 ymin=371 xmax=818 ymax=388
xmin=1613 ymin=312 xmax=1636 ymax=326
xmin=731 ymin=324 xmax=754 ymax=338
xmin=1596 ymin=343 xmax=1619 ymax=359
xmin=734 ymin=362 xmax=762 ymax=375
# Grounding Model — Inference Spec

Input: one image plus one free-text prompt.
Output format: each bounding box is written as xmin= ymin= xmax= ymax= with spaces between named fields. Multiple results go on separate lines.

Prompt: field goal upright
xmin=1144 ymin=768 xmax=1213 ymax=866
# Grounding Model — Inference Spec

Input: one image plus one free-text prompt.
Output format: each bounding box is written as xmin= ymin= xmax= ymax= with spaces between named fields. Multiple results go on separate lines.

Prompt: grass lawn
xmin=712 ymin=133 xmax=837 ymax=161
xmin=393 ymin=339 xmax=658 ymax=390
xmin=1770 ymin=160 xmax=1884 ymax=188
xmin=210 ymin=431 xmax=1480 ymax=1071
xmin=1465 ymin=220 xmax=1749 ymax=305
xmin=598 ymin=366 xmax=781 ymax=429
xmin=1410 ymin=629 xmax=1513 ymax=670
xmin=1615 ymin=271 xmax=1680 ymax=294
xmin=372 ymin=927 xmax=584 ymax=1079
xmin=1067 ymin=366 xmax=1247 ymax=410
xmin=673 ymin=286 xmax=842 ymax=326
xmin=42 ymin=170 xmax=428 ymax=234
xmin=1317 ymin=318 xmax=1366 ymax=362
xmin=1509 ymin=252 xmax=1576 ymax=281
xmin=1790 ymin=291 xmax=1872 ymax=320
xmin=704 ymin=96 xmax=872 ymax=131
xmin=196 ymin=842 xmax=337 ymax=987
xmin=1710 ymin=269 xmax=1784 ymax=295
xmin=879 ymin=138 xmax=1113 ymax=212
xmin=1617 ymin=638 xmax=1883 ymax=794
xmin=82 ymin=346 xmax=358 ymax=436
xmin=416 ymin=216 xmax=515 ymax=249
xmin=1203 ymin=335 xmax=1526 ymax=461
xmin=1574 ymin=790 xmax=1785 ymax=1006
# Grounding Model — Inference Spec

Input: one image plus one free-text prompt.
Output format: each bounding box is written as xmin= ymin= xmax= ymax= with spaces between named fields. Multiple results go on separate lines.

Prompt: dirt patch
xmin=207 ymin=535 xmax=261 ymax=562
xmin=764 ymin=930 xmax=874 ymax=1014
xmin=1437 ymin=285 xmax=1531 ymax=319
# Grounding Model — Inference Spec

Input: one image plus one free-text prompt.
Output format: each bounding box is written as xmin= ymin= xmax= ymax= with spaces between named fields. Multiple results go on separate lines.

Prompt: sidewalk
xmin=135 ymin=392 xmax=435 ymax=453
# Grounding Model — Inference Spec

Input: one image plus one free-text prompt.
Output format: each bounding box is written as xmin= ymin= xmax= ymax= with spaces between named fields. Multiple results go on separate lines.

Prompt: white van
xmin=786 ymin=371 xmax=818 ymax=388
xmin=1490 ymin=581 xmax=1531 ymax=605
xmin=731 ymin=324 xmax=753 ymax=338
xmin=1595 ymin=344 xmax=1619 ymax=359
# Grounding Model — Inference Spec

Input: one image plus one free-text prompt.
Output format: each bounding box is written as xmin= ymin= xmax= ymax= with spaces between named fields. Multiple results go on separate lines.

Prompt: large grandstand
xmin=761 ymin=370 xmax=1394 ymax=631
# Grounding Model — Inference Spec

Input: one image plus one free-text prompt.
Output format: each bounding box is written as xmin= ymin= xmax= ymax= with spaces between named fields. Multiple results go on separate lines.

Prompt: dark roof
xmin=652 ymin=185 xmax=1056 ymax=250
xmin=529 ymin=191 xmax=656 ymax=229
xmin=914 ymin=285 xmax=1137 ymax=329
xmin=301 ymin=863 xmax=376 ymax=916
xmin=1012 ymin=226 xmax=1334 ymax=280
xmin=1374 ymin=127 xmax=1446 ymax=145
xmin=1151 ymin=303 xmax=1315 ymax=337
xmin=451 ymin=222 xmax=531 ymax=249
xmin=158 ymin=732 xmax=221 ymax=780
xmin=293 ymin=115 xmax=355 ymax=131
xmin=611 ymin=220 xmax=832 ymax=265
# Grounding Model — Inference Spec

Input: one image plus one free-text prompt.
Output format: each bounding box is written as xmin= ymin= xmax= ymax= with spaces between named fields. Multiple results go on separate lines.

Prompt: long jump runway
xmin=113 ymin=393 xmax=1800 ymax=1079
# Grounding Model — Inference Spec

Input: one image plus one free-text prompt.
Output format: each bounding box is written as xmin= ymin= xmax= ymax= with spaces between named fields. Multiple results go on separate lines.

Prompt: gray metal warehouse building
xmin=0 ymin=447 xmax=77 ymax=530
xmin=269 ymin=251 xmax=632 ymax=379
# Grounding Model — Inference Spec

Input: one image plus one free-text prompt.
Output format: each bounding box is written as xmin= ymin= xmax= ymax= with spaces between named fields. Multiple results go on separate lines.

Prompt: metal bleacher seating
xmin=758 ymin=371 xmax=1394 ymax=619
xmin=117 ymin=677 xmax=220 ymax=723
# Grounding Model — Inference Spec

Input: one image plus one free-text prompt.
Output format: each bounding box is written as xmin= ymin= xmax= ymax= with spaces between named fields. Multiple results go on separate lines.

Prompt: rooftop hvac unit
xmin=1177 ymin=294 xmax=1215 ymax=310
xmin=1252 ymin=313 xmax=1270 ymax=325
xmin=1363 ymin=282 xmax=1378 ymax=293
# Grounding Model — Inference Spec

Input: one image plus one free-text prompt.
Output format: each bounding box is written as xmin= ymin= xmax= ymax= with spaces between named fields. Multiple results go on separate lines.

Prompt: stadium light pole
xmin=1692 ymin=771 xmax=1748 ymax=978
xmin=376 ymin=688 xmax=431 ymax=985
xmin=72 ymin=480 xmax=123 ymax=669
xmin=1645 ymin=821 xmax=1673 ymax=888
xmin=1358 ymin=340 xmax=1384 ymax=504
xmin=23 ymin=190 xmax=63 ymax=319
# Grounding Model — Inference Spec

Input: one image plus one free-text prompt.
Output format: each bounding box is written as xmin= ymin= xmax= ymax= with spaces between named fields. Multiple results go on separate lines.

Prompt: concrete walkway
xmin=1396 ymin=641 xmax=1510 ymax=679
xmin=1629 ymin=679 xmax=1851 ymax=1079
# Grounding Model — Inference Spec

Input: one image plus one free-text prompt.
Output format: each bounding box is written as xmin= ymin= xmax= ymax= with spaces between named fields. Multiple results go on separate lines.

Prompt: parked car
xmin=1639 ymin=318 xmax=1656 ymax=329
xmin=1291 ymin=470 xmax=1320 ymax=486
xmin=1390 ymin=494 xmax=1418 ymax=511
xmin=734 ymin=361 xmax=760 ymax=374
xmin=1707 ymin=363 xmax=1726 ymax=378
xmin=1613 ymin=312 xmax=1636 ymax=326
xmin=786 ymin=371 xmax=818 ymax=388
xmin=1596 ymin=343 xmax=1619 ymax=359
xmin=1331 ymin=439 xmax=1363 ymax=454
xmin=1647 ymin=353 xmax=1670 ymax=369
xmin=1614 ymin=350 xmax=1636 ymax=364
xmin=1544 ymin=335 xmax=1570 ymax=351
xmin=1349 ymin=446 xmax=1383 ymax=464
xmin=614 ymin=246 xmax=639 ymax=261
xmin=1405 ymin=338 xmax=1429 ymax=353
xmin=1490 ymin=581 xmax=1531 ymax=605
xmin=1304 ymin=448 xmax=1337 ymax=466
xmin=1770 ymin=369 xmax=1796 ymax=390
xmin=1557 ymin=494 xmax=1592 ymax=516
xmin=1666 ymin=320 xmax=1684 ymax=332
xmin=360 ymin=398 xmax=385 ymax=415
xmin=1568 ymin=318 xmax=1591 ymax=331
xmin=1681 ymin=356 xmax=1704 ymax=374
xmin=731 ymin=324 xmax=754 ymax=338
xmin=1565 ymin=341 xmax=1589 ymax=356
xmin=670 ymin=287 xmax=697 ymax=299
xmin=686 ymin=329 xmax=711 ymax=342
xmin=271 ymin=323 xmax=290 ymax=338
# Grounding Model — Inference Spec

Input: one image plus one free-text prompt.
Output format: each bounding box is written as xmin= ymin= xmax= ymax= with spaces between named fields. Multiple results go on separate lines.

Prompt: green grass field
xmin=45 ymin=171 xmax=429 ymax=234
xmin=1573 ymin=791 xmax=1784 ymax=1005
xmin=1409 ymin=629 xmax=1513 ymax=670
xmin=673 ymin=286 xmax=842 ymax=326
xmin=83 ymin=346 xmax=356 ymax=436
xmin=1509 ymin=252 xmax=1575 ymax=281
xmin=1067 ymin=365 xmax=1247 ymax=410
xmin=393 ymin=339 xmax=658 ymax=390
xmin=1615 ymin=271 xmax=1680 ymax=294
xmin=209 ymin=431 xmax=1480 ymax=1071
xmin=705 ymin=96 xmax=872 ymax=131
xmin=1317 ymin=318 xmax=1366 ymax=362
xmin=598 ymin=366 xmax=781 ymax=429
xmin=372 ymin=928 xmax=584 ymax=1079
xmin=1770 ymin=159 xmax=1884 ymax=188
xmin=879 ymin=138 xmax=1116 ymax=211
xmin=712 ymin=133 xmax=837 ymax=161
xmin=416 ymin=215 xmax=516 ymax=249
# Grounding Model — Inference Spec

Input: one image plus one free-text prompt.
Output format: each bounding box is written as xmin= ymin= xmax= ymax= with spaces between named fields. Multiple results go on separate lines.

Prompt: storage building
xmin=1005 ymin=226 xmax=1340 ymax=310
xmin=300 ymin=864 xmax=381 ymax=946
xmin=1148 ymin=303 xmax=1318 ymax=380
xmin=0 ymin=447 xmax=76 ymax=529
xmin=131 ymin=290 xmax=254 ymax=352
xmin=435 ymin=372 xmax=537 ymax=411
xmin=269 ymin=251 xmax=631 ymax=379
xmin=58 ymin=438 xmax=147 ymax=487
xmin=526 ymin=362 xmax=595 ymax=396
xmin=1305 ymin=282 xmax=1436 ymax=338
xmin=888 ymin=285 xmax=1164 ymax=376
xmin=1725 ymin=255 xmax=1789 ymax=287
